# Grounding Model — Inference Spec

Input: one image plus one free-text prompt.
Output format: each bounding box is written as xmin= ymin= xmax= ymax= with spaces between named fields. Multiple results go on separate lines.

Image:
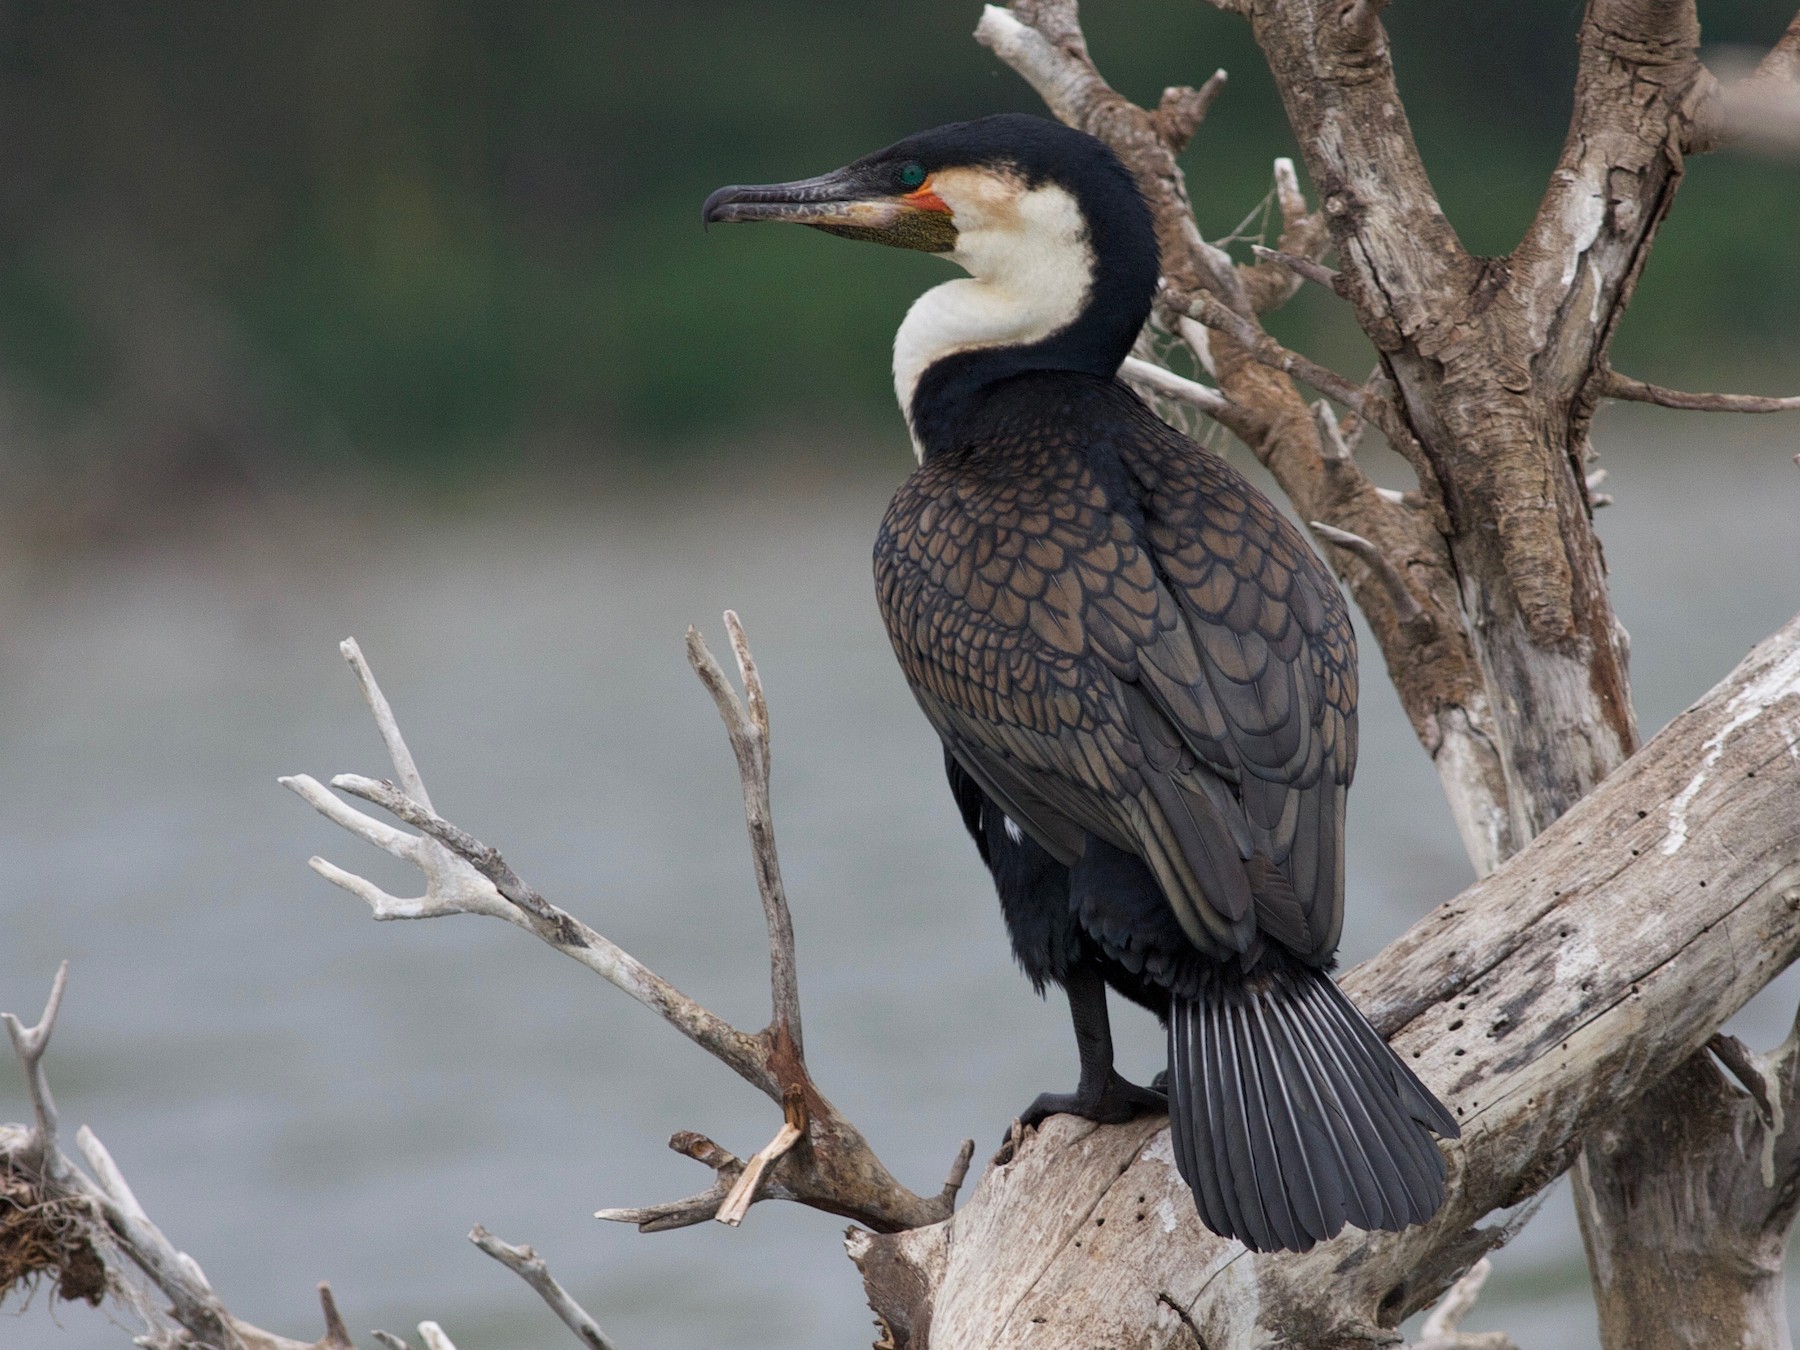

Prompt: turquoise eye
xmin=899 ymin=162 xmax=927 ymax=188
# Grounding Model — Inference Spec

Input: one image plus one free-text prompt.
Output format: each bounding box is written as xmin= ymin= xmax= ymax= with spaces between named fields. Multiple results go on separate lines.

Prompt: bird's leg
xmin=1019 ymin=963 xmax=1167 ymax=1129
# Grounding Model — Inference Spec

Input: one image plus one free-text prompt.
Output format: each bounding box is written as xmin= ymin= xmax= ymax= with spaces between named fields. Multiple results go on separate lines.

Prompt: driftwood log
xmin=5 ymin=1 xmax=1800 ymax=1346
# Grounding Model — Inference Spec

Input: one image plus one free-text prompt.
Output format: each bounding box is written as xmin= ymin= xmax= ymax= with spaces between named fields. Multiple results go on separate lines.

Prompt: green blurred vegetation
xmin=0 ymin=0 xmax=1795 ymax=478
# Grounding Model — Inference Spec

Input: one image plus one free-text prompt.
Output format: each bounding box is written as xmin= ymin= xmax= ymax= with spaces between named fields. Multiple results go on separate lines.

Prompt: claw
xmin=1017 ymin=1071 xmax=1167 ymax=1131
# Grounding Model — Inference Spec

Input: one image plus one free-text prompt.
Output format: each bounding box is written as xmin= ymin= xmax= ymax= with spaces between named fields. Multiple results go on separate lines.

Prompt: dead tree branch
xmin=690 ymin=611 xmax=804 ymax=1054
xmin=1117 ymin=355 xmax=1233 ymax=419
xmin=1 ymin=961 xmax=69 ymax=1173
xmin=1408 ymin=1259 xmax=1515 ymax=1350
xmin=1598 ymin=367 xmax=1800 ymax=413
xmin=1574 ymin=996 xmax=1800 ymax=1348
xmin=1309 ymin=521 xmax=1433 ymax=639
xmin=1250 ymin=244 xmax=1339 ymax=292
xmin=469 ymin=1227 xmax=618 ymax=1350
xmin=286 ymin=623 xmax=972 ymax=1234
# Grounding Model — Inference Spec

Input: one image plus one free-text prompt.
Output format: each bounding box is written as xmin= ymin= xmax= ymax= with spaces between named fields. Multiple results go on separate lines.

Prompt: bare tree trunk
xmin=1575 ymin=1032 xmax=1800 ymax=1350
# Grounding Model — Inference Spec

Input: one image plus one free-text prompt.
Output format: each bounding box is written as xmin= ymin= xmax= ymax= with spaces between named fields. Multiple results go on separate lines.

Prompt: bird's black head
xmin=706 ymin=115 xmax=1161 ymax=451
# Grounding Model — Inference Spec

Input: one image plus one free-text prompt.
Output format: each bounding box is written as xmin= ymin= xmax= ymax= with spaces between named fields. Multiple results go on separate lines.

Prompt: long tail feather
xmin=1166 ymin=958 xmax=1458 ymax=1253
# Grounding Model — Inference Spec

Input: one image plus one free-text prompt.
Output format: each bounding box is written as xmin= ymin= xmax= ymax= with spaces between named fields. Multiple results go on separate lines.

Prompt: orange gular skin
xmin=903 ymin=179 xmax=952 ymax=215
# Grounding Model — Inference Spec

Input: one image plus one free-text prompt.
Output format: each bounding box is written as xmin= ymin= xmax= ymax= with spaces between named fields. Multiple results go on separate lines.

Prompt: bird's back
xmin=875 ymin=370 xmax=1357 ymax=974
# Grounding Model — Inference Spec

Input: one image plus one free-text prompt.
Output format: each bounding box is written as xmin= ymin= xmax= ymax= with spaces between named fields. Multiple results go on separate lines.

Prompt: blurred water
xmin=1 ymin=408 xmax=1796 ymax=1349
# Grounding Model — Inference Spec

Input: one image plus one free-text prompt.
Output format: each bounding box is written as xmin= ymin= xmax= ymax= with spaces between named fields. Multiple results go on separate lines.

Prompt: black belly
xmin=946 ymin=748 xmax=1177 ymax=1018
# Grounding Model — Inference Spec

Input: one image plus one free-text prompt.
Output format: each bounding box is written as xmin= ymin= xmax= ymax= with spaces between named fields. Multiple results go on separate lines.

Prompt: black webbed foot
xmin=1018 ymin=1069 xmax=1166 ymax=1130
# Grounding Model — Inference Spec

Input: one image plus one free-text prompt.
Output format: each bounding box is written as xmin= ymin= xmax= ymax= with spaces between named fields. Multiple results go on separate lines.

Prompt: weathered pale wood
xmin=1573 ymin=1038 xmax=1800 ymax=1350
xmin=852 ymin=616 xmax=1800 ymax=1347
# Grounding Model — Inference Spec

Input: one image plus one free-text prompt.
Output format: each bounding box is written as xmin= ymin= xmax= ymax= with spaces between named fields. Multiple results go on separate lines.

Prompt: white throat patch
xmin=892 ymin=171 xmax=1093 ymax=458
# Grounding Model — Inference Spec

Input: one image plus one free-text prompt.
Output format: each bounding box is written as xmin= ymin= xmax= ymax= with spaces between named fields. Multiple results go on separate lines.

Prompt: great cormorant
xmin=704 ymin=113 xmax=1458 ymax=1254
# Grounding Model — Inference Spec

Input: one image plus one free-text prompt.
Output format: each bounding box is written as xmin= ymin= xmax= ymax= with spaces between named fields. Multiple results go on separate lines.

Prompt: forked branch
xmin=284 ymin=621 xmax=972 ymax=1234
xmin=2 ymin=961 xmax=69 ymax=1172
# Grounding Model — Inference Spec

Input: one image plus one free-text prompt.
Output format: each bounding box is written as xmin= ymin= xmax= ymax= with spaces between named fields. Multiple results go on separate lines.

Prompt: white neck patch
xmin=892 ymin=170 xmax=1093 ymax=458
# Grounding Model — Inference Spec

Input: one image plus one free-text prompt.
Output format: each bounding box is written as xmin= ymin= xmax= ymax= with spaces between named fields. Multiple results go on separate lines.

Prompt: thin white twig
xmin=1120 ymin=356 xmax=1231 ymax=417
xmin=1410 ymin=1258 xmax=1517 ymax=1349
xmin=1313 ymin=400 xmax=1356 ymax=463
xmin=689 ymin=615 xmax=804 ymax=1056
xmin=340 ymin=639 xmax=435 ymax=813
xmin=470 ymin=1226 xmax=621 ymax=1350
xmin=372 ymin=1334 xmax=415 ymax=1350
xmin=1310 ymin=522 xmax=1434 ymax=637
xmin=417 ymin=1322 xmax=460 ymax=1350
